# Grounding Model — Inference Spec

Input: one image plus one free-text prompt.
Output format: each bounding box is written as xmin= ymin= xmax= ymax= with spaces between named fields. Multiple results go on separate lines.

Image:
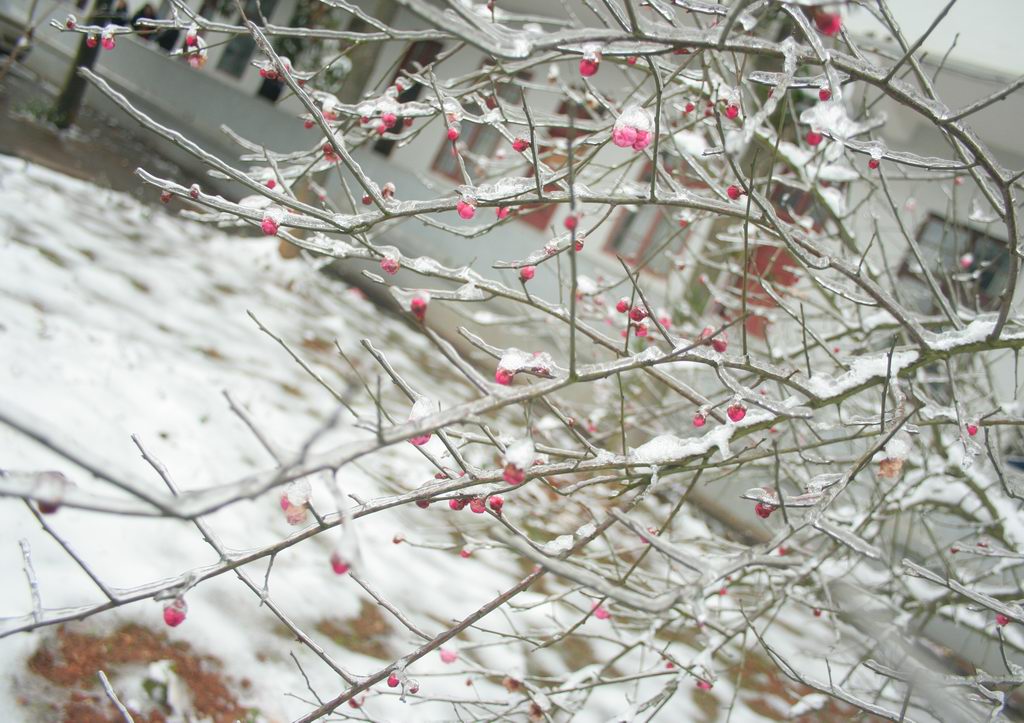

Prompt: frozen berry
xmin=579 ymin=58 xmax=599 ymax=77
xmin=469 ymin=498 xmax=486 ymax=514
xmin=564 ymin=214 xmax=579 ymax=231
xmin=727 ymin=404 xmax=746 ymax=422
xmin=806 ymin=130 xmax=823 ymax=146
xmin=519 ymin=266 xmax=535 ymax=282
xmin=868 ymin=158 xmax=880 ymax=170
xmin=496 ymin=206 xmax=510 ymax=219
xmin=447 ymin=126 xmax=460 ymax=141
xmin=456 ymin=200 xmax=475 ymax=220
xmin=159 ymin=191 xmax=172 ymax=204
xmin=819 ymin=87 xmax=832 ymax=101
xmin=260 ymin=215 xmax=279 ymax=236
xmin=330 ymin=552 xmax=350 ymax=575
xmin=997 ymin=613 xmax=1011 ymax=627
xmin=380 ymin=256 xmax=399 ymax=275
xmin=440 ymin=648 xmax=458 ymax=663
xmin=163 ymin=598 xmax=187 ymax=627
xmin=967 ymin=423 xmax=978 ymax=436
xmin=754 ymin=502 xmax=775 ymax=519
xmin=693 ymin=412 xmax=706 ymax=428
xmin=615 ymin=298 xmax=630 ymax=313
xmin=410 ymin=296 xmax=427 ymax=322
xmin=488 ymin=495 xmax=503 ymax=512
xmin=696 ymin=680 xmax=713 ymax=691
xmin=628 ymin=306 xmax=647 ymax=322
xmin=387 ymin=673 xmax=400 ymax=687
xmin=512 ymin=138 xmax=529 ymax=153
xmin=725 ymin=104 xmax=739 ymax=119
xmin=503 ymin=464 xmax=525 ymax=485
xmin=727 ymin=185 xmax=742 ymax=200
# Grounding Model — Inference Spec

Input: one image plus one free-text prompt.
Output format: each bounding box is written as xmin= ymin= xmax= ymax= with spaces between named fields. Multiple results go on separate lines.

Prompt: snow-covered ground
xmin=0 ymin=155 xmax=847 ymax=721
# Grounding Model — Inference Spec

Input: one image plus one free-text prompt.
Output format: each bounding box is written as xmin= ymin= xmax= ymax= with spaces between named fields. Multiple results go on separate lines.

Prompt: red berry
xmin=628 ymin=306 xmax=647 ymax=322
xmin=449 ymin=498 xmax=466 ymax=511
xmin=488 ymin=495 xmax=503 ymax=512
xmin=459 ymin=548 xmax=471 ymax=558
xmin=260 ymin=216 xmax=279 ymax=236
xmin=635 ymin=322 xmax=648 ymax=338
xmin=512 ymin=138 xmax=529 ymax=153
xmin=496 ymin=206 xmax=510 ymax=219
xmin=684 ymin=102 xmax=695 ymax=113
xmin=615 ymin=298 xmax=629 ymax=314
xmin=626 ymin=56 xmax=637 ymax=65
xmin=86 ymin=35 xmax=97 ymax=48
xmin=806 ymin=130 xmax=823 ymax=146
xmin=495 ymin=367 xmax=515 ymax=385
xmin=813 ymin=607 xmax=823 ymax=617
xmin=725 ymin=104 xmax=739 ymax=119
xmin=304 ymin=119 xmax=315 ymax=129
xmin=456 ymin=200 xmax=475 ymax=219
xmin=503 ymin=464 xmax=525 ymax=485
xmin=37 ymin=500 xmax=60 ymax=514
xmin=819 ymin=87 xmax=832 ymax=101
xmin=189 ymin=184 xmax=200 ymax=200
xmin=519 ymin=265 xmax=535 ymax=282
xmin=65 ymin=17 xmax=76 ymax=29
xmin=754 ymin=502 xmax=775 ymax=519
xmin=330 ymin=552 xmax=349 ymax=575
xmin=696 ymin=680 xmax=713 ymax=691
xmin=949 ymin=546 xmax=959 ymax=554
xmin=997 ymin=613 xmax=1011 ymax=627
xmin=868 ymin=158 xmax=880 ymax=169
xmin=265 ymin=179 xmax=276 ymax=189
xmin=101 ymin=35 xmax=115 ymax=50
xmin=813 ymin=10 xmax=841 ymax=37
xmin=410 ymin=296 xmax=427 ymax=322
xmin=579 ymin=58 xmax=599 ymax=77
xmin=692 ymin=412 xmax=706 ymax=428
xmin=380 ymin=256 xmax=399 ymax=275
xmin=387 ymin=673 xmax=400 ymax=687
xmin=564 ymin=214 xmax=579 ymax=231
xmin=163 ymin=598 xmax=187 ymax=627
xmin=382 ymin=112 xmax=397 ymax=128
xmin=404 ymin=117 xmax=414 ymax=128
xmin=727 ymin=185 xmax=742 ymax=200
xmin=415 ymin=499 xmax=430 ymax=509
xmin=778 ymin=546 xmax=788 ymax=556
xmin=727 ymin=404 xmax=746 ymax=422
xmin=966 ymin=423 xmax=978 ymax=436
xmin=447 ymin=126 xmax=460 ymax=141
xmin=159 ymin=191 xmax=172 ymax=204
xmin=575 ymin=238 xmax=584 ymax=252
xmin=469 ymin=498 xmax=486 ymax=514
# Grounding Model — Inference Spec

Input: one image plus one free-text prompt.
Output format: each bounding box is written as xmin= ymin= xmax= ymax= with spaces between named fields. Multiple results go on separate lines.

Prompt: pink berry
xmin=456 ymin=200 xmax=476 ymax=220
xmin=362 ymin=194 xmax=372 ymax=205
xmin=260 ymin=216 xmax=279 ymax=236
xmin=101 ymin=35 xmax=115 ymax=50
xmin=592 ymin=603 xmax=610 ymax=620
xmin=86 ymin=35 xmax=97 ymax=48
xmin=488 ymin=495 xmax=503 ymax=513
xmin=632 ymin=130 xmax=651 ymax=151
xmin=626 ymin=56 xmax=637 ymax=65
xmin=628 ymin=306 xmax=647 ymax=322
xmin=725 ymin=104 xmax=739 ymax=119
xmin=564 ymin=214 xmax=579 ymax=231
xmin=447 ymin=126 xmax=460 ymax=141
xmin=410 ymin=296 xmax=427 ymax=322
xmin=449 ymin=498 xmax=466 ymax=511
xmin=819 ymin=87 xmax=832 ymax=101
xmin=404 ymin=118 xmax=414 ymax=128
xmin=265 ymin=179 xmax=276 ymax=189
xmin=512 ymin=138 xmax=529 ymax=153
xmin=459 ymin=548 xmax=471 ymax=558
xmin=806 ymin=130 xmax=823 ymax=146
xmin=635 ymin=322 xmax=648 ymax=338
xmin=416 ymin=499 xmax=430 ymax=509
xmin=380 ymin=256 xmax=399 ymax=275
xmin=409 ymin=433 xmax=431 ymax=446
xmin=693 ymin=412 xmax=706 ymax=428
xmin=754 ymin=502 xmax=775 ymax=519
xmin=519 ymin=265 xmax=535 ymax=282
xmin=163 ymin=598 xmax=187 ymax=627
xmin=615 ymin=298 xmax=629 ymax=313
xmin=387 ymin=673 xmax=400 ymax=687
xmin=997 ymin=613 xmax=1011 ymax=627
xmin=696 ymin=680 xmax=712 ymax=691
xmin=330 ymin=552 xmax=349 ymax=575
xmin=579 ymin=58 xmax=599 ymax=77
xmin=376 ymin=123 xmax=388 ymax=135
xmin=65 ymin=17 xmax=76 ymax=29
xmin=503 ymin=464 xmax=525 ymax=485
xmin=440 ymin=649 xmax=458 ymax=664
xmin=727 ymin=404 xmax=746 ymax=422
xmin=612 ymin=125 xmax=638 ymax=149
xmin=727 ymin=185 xmax=742 ymax=200
xmin=159 ymin=191 xmax=172 ymax=204
xmin=575 ymin=238 xmax=584 ymax=252
xmin=382 ymin=112 xmax=397 ymax=128
xmin=684 ymin=102 xmax=695 ymax=113
xmin=778 ymin=546 xmax=788 ymax=556
xmin=304 ymin=119 xmax=315 ymax=129
xmin=496 ymin=206 xmax=510 ymax=219
xmin=967 ymin=423 xmax=978 ymax=436
xmin=960 ymin=253 xmax=974 ymax=269
xmin=470 ymin=498 xmax=486 ymax=514
xmin=495 ymin=367 xmax=515 ymax=385
xmin=868 ymin=158 xmax=880 ymax=169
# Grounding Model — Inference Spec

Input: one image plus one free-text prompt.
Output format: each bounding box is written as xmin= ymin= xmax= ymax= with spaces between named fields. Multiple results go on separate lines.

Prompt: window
xmin=900 ymin=214 xmax=1009 ymax=311
xmin=216 ymin=0 xmax=280 ymax=78
xmin=768 ymin=181 xmax=831 ymax=232
xmin=604 ymin=159 xmax=685 ymax=276
xmin=431 ymin=68 xmax=528 ymax=175
xmin=374 ymin=40 xmax=443 ymax=156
